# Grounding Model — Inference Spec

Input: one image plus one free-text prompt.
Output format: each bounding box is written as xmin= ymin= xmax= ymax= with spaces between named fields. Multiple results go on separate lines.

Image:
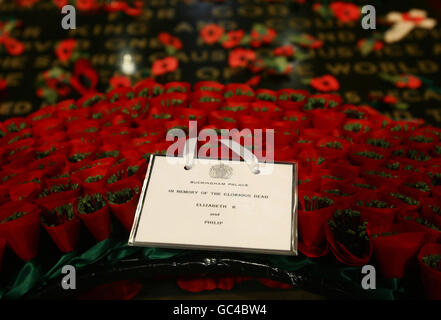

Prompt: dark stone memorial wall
xmin=0 ymin=0 xmax=440 ymax=125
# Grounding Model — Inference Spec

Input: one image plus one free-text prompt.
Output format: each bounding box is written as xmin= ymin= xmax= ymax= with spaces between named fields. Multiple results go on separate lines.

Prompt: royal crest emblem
xmin=209 ymin=163 xmax=233 ymax=179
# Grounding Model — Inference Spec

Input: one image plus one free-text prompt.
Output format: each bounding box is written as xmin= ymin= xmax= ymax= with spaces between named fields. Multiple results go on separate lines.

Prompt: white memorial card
xmin=129 ymin=155 xmax=298 ymax=255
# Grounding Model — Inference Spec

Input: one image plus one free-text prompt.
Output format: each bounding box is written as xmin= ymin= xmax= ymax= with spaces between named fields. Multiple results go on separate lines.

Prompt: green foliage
xmin=407 ymin=150 xmax=431 ymax=162
xmin=152 ymin=113 xmax=171 ymax=119
xmin=355 ymin=151 xmax=384 ymax=159
xmin=107 ymin=187 xmax=139 ymax=205
xmin=321 ymin=141 xmax=343 ymax=149
xmin=365 ymin=170 xmax=397 ymax=179
xmin=352 ymin=182 xmax=377 ymax=190
xmin=303 ymin=97 xmax=326 ymax=110
xmin=82 ymin=95 xmax=103 ymax=107
xmin=407 ymin=181 xmax=431 ymax=193
xmin=302 ymin=196 xmax=334 ymax=211
xmin=428 ymin=172 xmax=441 ymax=186
xmin=38 ymin=182 xmax=79 ymax=198
xmin=127 ymin=165 xmax=140 ymax=177
xmin=41 ymin=203 xmax=75 ymax=227
xmin=390 ymin=192 xmax=420 ymax=206
xmin=344 ymin=123 xmax=369 ymax=133
xmin=7 ymin=122 xmax=26 ymax=133
xmin=367 ymin=138 xmax=390 ymax=149
xmin=78 ymin=194 xmax=106 ymax=214
xmin=324 ymin=189 xmax=351 ymax=196
xmin=69 ymin=152 xmax=91 ymax=163
xmin=199 ymin=86 xmax=221 ymax=92
xmin=97 ymin=150 xmax=119 ymax=159
xmin=85 ymin=175 xmax=104 ymax=184
xmin=107 ymin=170 xmax=124 ymax=184
xmin=36 ymin=146 xmax=56 ymax=159
xmin=224 ymin=88 xmax=254 ymax=98
xmin=1 ymin=211 xmax=27 ymax=224
xmin=386 ymin=162 xmax=401 ymax=170
xmin=200 ymin=96 xmax=220 ymax=103
xmin=328 ymin=209 xmax=369 ymax=258
xmin=409 ymin=135 xmax=433 ymax=143
xmin=422 ymin=254 xmax=441 ymax=270
xmin=256 ymin=93 xmax=276 ymax=101
xmin=343 ymin=109 xmax=365 ymax=119
xmin=356 ymin=200 xmax=393 ymax=209
xmin=279 ymin=93 xmax=305 ymax=102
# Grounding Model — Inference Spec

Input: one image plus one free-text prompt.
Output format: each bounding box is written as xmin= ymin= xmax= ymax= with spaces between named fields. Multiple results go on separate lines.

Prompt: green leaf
xmin=252 ymin=23 xmax=268 ymax=35
xmin=360 ymin=38 xmax=375 ymax=56
xmin=394 ymin=102 xmax=409 ymax=110
xmin=293 ymin=50 xmax=311 ymax=61
xmin=240 ymin=34 xmax=251 ymax=45
xmin=165 ymin=45 xmax=177 ymax=55
xmin=3 ymin=20 xmax=18 ymax=33
xmin=379 ymin=73 xmax=401 ymax=83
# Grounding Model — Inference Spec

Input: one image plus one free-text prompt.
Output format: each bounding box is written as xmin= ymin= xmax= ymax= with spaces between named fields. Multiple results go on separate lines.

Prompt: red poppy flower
xmin=104 ymin=0 xmax=128 ymax=12
xmin=70 ymin=59 xmax=99 ymax=95
xmin=357 ymin=38 xmax=384 ymax=53
xmin=0 ymin=78 xmax=6 ymax=91
xmin=193 ymin=81 xmax=224 ymax=93
xmin=55 ymin=39 xmax=76 ymax=63
xmin=2 ymin=37 xmax=25 ymax=56
xmin=383 ymin=95 xmax=398 ymax=105
xmin=53 ymin=0 xmax=69 ymax=8
xmin=250 ymin=26 xmax=277 ymax=47
xmin=200 ymin=24 xmax=224 ymax=44
xmin=247 ymin=58 xmax=265 ymax=74
xmin=418 ymin=243 xmax=441 ymax=299
xmin=313 ymin=3 xmax=322 ymax=12
xmin=273 ymin=45 xmax=295 ymax=57
xmin=330 ymin=1 xmax=361 ymax=23
xmin=125 ymin=4 xmax=143 ymax=16
xmin=221 ymin=30 xmax=245 ymax=49
xmin=76 ymin=0 xmax=100 ymax=11
xmin=308 ymin=35 xmax=323 ymax=49
xmin=373 ymin=41 xmax=384 ymax=51
xmin=15 ymin=0 xmax=39 ymax=7
xmin=228 ymin=49 xmax=256 ymax=68
xmin=0 ymin=201 xmax=41 ymax=261
xmin=109 ymin=75 xmax=131 ymax=89
xmin=41 ymin=68 xmax=72 ymax=97
xmin=293 ymin=34 xmax=323 ymax=49
xmin=395 ymin=75 xmax=422 ymax=89
xmin=310 ymin=75 xmax=340 ymax=92
xmin=246 ymin=75 xmax=261 ymax=87
xmin=158 ymin=32 xmax=183 ymax=50
xmin=402 ymin=12 xmax=426 ymax=24
xmin=151 ymin=57 xmax=179 ymax=76
xmin=122 ymin=1 xmax=143 ymax=16
xmin=164 ymin=81 xmax=190 ymax=93
xmin=267 ymin=64 xmax=293 ymax=76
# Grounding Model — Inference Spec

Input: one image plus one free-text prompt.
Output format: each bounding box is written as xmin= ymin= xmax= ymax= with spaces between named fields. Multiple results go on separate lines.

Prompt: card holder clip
xmin=183 ymin=138 xmax=260 ymax=175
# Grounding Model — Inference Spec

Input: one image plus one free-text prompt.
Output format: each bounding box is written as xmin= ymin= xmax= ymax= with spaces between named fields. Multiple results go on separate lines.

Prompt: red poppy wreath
xmin=0 ymin=80 xmax=440 ymax=299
